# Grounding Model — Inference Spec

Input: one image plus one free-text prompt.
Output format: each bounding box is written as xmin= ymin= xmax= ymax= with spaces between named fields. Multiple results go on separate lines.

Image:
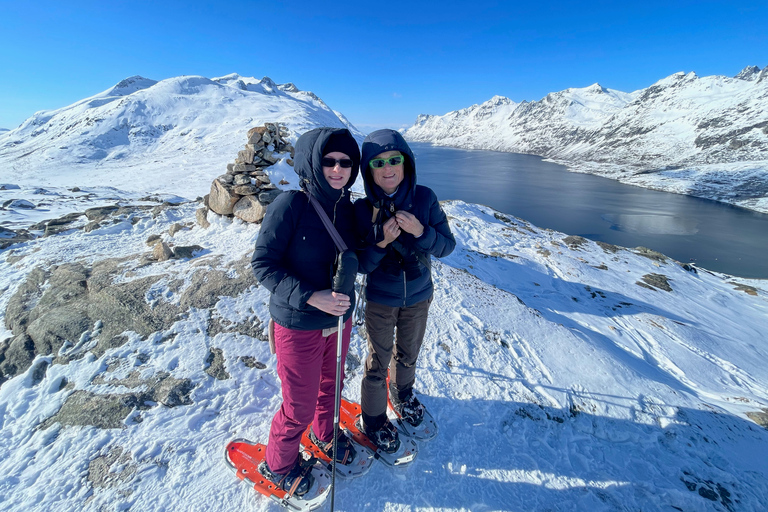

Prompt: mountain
xmin=0 ymin=74 xmax=361 ymax=198
xmin=403 ymin=67 xmax=768 ymax=214
xmin=0 ymin=72 xmax=767 ymax=511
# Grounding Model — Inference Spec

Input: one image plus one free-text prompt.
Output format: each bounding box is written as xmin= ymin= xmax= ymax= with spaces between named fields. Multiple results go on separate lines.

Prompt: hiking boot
xmin=258 ymin=457 xmax=314 ymax=497
xmin=357 ymin=416 xmax=400 ymax=454
xmin=308 ymin=426 xmax=357 ymax=465
xmin=391 ymin=391 xmax=425 ymax=427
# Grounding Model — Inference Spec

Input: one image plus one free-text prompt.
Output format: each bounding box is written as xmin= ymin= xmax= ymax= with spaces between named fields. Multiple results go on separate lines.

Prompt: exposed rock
xmin=84 ymin=205 xmax=120 ymax=222
xmin=196 ymin=207 xmax=210 ymax=228
xmin=746 ymin=408 xmax=768 ymax=429
xmin=236 ymin=148 xmax=255 ymax=165
xmin=42 ymin=390 xmax=150 ymax=429
xmin=730 ymin=282 xmax=758 ymax=296
xmin=596 ymin=241 xmax=620 ymax=253
xmin=1 ymin=254 xmax=255 ymax=383
xmin=563 ymin=235 xmax=589 ymax=250
xmin=41 ymin=372 xmax=193 ymax=429
xmin=3 ymin=199 xmax=35 ymax=209
xmin=153 ymin=241 xmax=173 ymax=261
xmin=87 ymin=446 xmax=136 ymax=490
xmin=43 ymin=212 xmax=85 ymax=236
xmin=258 ymin=189 xmax=282 ymax=205
xmin=209 ymin=180 xmax=240 ymax=216
xmin=232 ymin=163 xmax=257 ymax=174
xmin=639 ymin=273 xmax=673 ymax=292
xmin=0 ymin=334 xmax=35 ymax=382
xmin=233 ymin=174 xmax=252 ymax=186
xmin=233 ymin=184 xmax=260 ymax=195
xmin=168 ymin=223 xmax=187 ymax=236
xmin=205 ymin=348 xmax=229 ymax=380
xmin=634 ymin=246 xmax=668 ymax=263
xmin=172 ymin=245 xmax=204 ymax=259
xmin=233 ymin=195 xmax=267 ymax=223
xmin=178 ymin=257 xmax=255 ymax=311
xmin=145 ymin=234 xmax=161 ymax=246
xmin=83 ymin=221 xmax=101 ymax=233
xmin=240 ymin=356 xmax=267 ymax=369
xmin=0 ymin=226 xmax=37 ymax=249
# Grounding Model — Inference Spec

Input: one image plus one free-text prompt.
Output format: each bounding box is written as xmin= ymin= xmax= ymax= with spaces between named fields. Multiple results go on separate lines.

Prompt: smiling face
xmin=371 ymin=151 xmax=404 ymax=195
xmin=322 ymin=151 xmax=352 ymax=190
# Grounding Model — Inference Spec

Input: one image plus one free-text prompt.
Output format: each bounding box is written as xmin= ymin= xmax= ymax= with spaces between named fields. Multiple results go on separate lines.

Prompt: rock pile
xmin=204 ymin=122 xmax=293 ymax=225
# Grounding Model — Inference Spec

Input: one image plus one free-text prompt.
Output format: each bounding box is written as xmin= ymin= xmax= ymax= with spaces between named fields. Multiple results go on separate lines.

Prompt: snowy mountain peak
xmin=403 ymin=67 xmax=768 ymax=213
xmin=0 ymin=73 xmax=362 ymax=195
xmin=735 ymin=65 xmax=762 ymax=81
xmin=107 ymin=76 xmax=158 ymax=96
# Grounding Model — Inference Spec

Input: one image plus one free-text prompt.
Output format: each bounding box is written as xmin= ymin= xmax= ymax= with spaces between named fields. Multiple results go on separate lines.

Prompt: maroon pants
xmin=265 ymin=318 xmax=352 ymax=474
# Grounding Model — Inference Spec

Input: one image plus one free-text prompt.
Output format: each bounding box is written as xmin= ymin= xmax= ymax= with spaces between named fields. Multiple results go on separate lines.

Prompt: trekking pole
xmin=330 ymin=250 xmax=358 ymax=512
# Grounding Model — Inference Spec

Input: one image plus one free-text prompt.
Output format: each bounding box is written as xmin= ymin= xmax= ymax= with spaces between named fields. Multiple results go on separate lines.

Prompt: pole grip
xmin=332 ymin=250 xmax=358 ymax=296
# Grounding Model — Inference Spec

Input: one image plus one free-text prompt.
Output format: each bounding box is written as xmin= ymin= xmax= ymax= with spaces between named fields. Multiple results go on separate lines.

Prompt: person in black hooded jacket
xmin=251 ymin=127 xmax=360 ymax=495
xmin=355 ymin=129 xmax=455 ymax=452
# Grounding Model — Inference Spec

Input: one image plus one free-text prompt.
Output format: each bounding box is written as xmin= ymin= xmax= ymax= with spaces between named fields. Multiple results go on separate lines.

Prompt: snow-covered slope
xmin=1 ymin=70 xmax=767 ymax=511
xmin=0 ymin=193 xmax=766 ymax=511
xmin=0 ymin=74 xmax=360 ymax=198
xmin=404 ymin=67 xmax=768 ymax=213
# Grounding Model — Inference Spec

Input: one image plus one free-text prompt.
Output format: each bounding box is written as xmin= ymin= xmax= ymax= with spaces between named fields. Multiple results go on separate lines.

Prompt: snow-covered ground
xmin=0 ymin=185 xmax=766 ymax=511
xmin=1 ymin=71 xmax=767 ymax=511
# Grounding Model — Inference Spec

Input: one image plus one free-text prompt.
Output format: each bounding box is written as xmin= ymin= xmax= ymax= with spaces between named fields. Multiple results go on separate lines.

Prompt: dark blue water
xmin=411 ymin=142 xmax=768 ymax=279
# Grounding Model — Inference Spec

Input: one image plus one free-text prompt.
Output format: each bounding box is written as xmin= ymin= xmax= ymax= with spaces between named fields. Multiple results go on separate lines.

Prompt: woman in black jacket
xmin=355 ymin=129 xmax=456 ymax=452
xmin=251 ymin=127 xmax=360 ymax=495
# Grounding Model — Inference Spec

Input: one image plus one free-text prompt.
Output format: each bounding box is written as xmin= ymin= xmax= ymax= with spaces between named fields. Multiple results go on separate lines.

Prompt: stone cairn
xmin=202 ymin=122 xmax=294 ymax=226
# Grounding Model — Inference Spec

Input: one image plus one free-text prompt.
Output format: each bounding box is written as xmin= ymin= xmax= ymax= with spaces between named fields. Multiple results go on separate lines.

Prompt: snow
xmin=1 ymin=191 xmax=767 ymax=511
xmin=1 ymin=74 xmax=767 ymax=512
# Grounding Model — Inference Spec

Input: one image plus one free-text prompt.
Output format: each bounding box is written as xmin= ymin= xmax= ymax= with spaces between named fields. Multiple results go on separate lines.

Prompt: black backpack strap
xmin=305 ymin=192 xmax=348 ymax=253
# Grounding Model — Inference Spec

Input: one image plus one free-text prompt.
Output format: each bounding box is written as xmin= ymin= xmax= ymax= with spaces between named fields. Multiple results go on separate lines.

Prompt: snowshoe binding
xmin=225 ymin=439 xmax=331 ymax=511
xmin=388 ymin=390 xmax=438 ymax=441
xmin=301 ymin=424 xmax=374 ymax=479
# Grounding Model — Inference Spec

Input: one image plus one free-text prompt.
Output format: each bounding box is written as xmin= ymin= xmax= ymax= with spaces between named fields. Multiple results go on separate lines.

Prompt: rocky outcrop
xmin=0 ymin=254 xmax=256 ymax=384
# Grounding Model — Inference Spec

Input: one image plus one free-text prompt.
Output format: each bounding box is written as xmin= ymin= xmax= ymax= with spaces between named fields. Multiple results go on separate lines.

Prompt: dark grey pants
xmin=360 ymin=297 xmax=432 ymax=428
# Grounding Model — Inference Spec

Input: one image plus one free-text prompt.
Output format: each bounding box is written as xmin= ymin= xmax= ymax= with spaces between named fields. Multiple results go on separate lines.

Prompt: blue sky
xmin=0 ymin=0 xmax=766 ymax=132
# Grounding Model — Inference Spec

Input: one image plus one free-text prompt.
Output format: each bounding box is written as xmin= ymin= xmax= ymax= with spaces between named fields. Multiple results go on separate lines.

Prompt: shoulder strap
xmin=305 ymin=192 xmax=348 ymax=252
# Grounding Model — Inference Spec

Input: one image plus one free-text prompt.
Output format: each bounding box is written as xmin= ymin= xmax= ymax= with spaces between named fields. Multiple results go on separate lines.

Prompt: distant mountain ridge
xmin=0 ymin=74 xmax=360 ymax=195
xmin=403 ymin=66 xmax=768 ymax=213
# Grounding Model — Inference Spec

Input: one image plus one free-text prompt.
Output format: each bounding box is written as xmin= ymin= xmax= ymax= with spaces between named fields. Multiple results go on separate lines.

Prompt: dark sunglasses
xmin=321 ymin=157 xmax=354 ymax=168
xmin=369 ymin=155 xmax=405 ymax=169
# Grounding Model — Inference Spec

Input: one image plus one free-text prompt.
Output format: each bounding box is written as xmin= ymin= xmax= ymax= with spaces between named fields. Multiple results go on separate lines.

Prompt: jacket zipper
xmin=403 ymin=271 xmax=407 ymax=307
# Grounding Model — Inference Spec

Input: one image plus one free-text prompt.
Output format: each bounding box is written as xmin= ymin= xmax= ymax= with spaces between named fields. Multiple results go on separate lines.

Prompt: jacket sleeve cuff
xmin=414 ymin=225 xmax=436 ymax=251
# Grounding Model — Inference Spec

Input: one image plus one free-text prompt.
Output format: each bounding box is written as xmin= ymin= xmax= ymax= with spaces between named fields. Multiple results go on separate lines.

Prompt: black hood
xmin=293 ymin=127 xmax=360 ymax=206
xmin=360 ymin=129 xmax=416 ymax=208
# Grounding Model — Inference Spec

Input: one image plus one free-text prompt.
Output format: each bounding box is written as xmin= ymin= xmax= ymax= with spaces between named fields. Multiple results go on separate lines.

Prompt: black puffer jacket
xmin=251 ymin=127 xmax=360 ymax=330
xmin=355 ymin=129 xmax=455 ymax=307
